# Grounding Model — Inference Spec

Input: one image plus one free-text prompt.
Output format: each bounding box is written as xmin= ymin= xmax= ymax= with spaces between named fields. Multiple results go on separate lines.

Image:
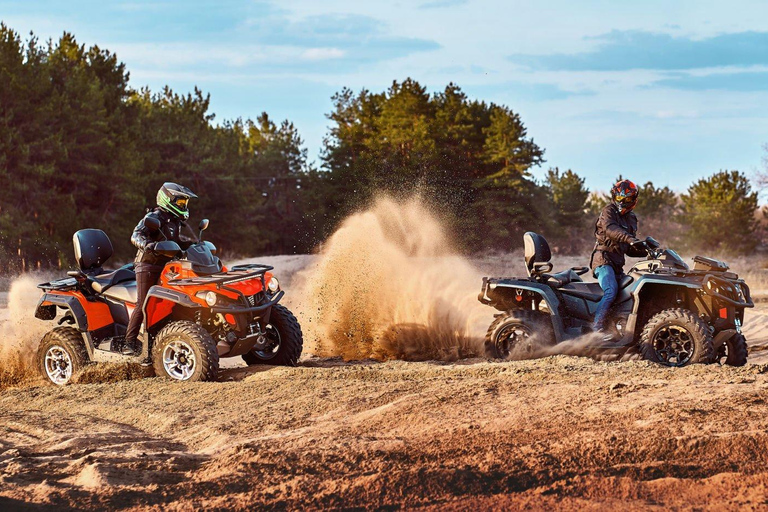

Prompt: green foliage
xmin=0 ymin=25 xmax=311 ymax=271
xmin=0 ymin=22 xmax=763 ymax=271
xmin=545 ymin=168 xmax=590 ymax=253
xmin=680 ymin=170 xmax=758 ymax=255
xmin=633 ymin=181 xmax=681 ymax=246
xmin=321 ymin=80 xmax=546 ymax=250
xmin=634 ymin=182 xmax=678 ymax=218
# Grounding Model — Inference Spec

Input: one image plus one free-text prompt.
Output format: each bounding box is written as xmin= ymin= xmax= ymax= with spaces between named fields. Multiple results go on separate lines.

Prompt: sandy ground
xmin=3 ymin=357 xmax=768 ymax=510
xmin=3 ymin=244 xmax=768 ymax=510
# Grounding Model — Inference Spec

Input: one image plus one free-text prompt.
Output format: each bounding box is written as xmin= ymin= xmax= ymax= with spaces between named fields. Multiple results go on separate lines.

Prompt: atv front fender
xmin=480 ymin=278 xmax=565 ymax=343
xmin=143 ymin=286 xmax=201 ymax=329
xmin=627 ymin=278 xmax=706 ymax=339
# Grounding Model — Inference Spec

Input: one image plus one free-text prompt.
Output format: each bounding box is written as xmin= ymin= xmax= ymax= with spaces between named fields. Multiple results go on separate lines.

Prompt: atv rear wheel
xmin=242 ymin=304 xmax=303 ymax=366
xmin=713 ymin=333 xmax=748 ymax=366
xmin=152 ymin=321 xmax=219 ymax=382
xmin=37 ymin=327 xmax=89 ymax=386
xmin=639 ymin=309 xmax=713 ymax=367
xmin=485 ymin=310 xmax=554 ymax=359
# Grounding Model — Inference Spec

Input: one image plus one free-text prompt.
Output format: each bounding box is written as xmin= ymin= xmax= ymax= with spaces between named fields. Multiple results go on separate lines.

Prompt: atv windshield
xmin=184 ymin=242 xmax=222 ymax=275
xmin=658 ymin=249 xmax=689 ymax=271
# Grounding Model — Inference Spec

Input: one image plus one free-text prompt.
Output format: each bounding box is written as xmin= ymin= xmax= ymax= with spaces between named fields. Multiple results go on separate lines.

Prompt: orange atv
xmin=34 ymin=218 xmax=302 ymax=384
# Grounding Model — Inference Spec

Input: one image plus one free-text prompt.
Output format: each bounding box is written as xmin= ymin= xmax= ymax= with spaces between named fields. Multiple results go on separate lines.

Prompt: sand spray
xmin=294 ymin=195 xmax=492 ymax=361
xmin=0 ymin=274 xmax=54 ymax=388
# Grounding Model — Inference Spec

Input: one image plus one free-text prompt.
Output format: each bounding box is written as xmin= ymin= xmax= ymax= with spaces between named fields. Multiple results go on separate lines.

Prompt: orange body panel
xmin=146 ymin=297 xmax=175 ymax=327
xmin=41 ymin=261 xmax=270 ymax=333
xmin=45 ymin=290 xmax=114 ymax=331
xmin=157 ymin=262 xmax=269 ymax=308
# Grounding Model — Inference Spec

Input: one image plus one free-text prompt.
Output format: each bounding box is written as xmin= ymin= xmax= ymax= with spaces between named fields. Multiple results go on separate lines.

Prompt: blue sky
xmin=2 ymin=0 xmax=768 ymax=193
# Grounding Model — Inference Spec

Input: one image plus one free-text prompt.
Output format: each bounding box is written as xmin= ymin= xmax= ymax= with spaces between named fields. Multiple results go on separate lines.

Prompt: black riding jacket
xmin=131 ymin=207 xmax=195 ymax=270
xmin=590 ymin=203 xmax=644 ymax=274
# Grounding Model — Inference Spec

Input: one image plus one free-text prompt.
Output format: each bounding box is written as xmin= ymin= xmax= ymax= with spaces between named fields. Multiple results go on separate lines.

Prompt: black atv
xmin=478 ymin=232 xmax=753 ymax=367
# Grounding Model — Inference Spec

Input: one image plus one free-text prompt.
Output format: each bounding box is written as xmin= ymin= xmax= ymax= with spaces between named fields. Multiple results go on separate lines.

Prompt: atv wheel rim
xmin=652 ymin=325 xmax=695 ymax=367
xmin=496 ymin=324 xmax=533 ymax=358
xmin=251 ymin=324 xmax=282 ymax=360
xmin=162 ymin=340 xmax=197 ymax=380
xmin=44 ymin=345 xmax=73 ymax=385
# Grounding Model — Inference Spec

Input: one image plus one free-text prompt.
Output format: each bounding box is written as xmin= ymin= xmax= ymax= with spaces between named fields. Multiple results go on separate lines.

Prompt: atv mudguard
xmin=35 ymin=292 xmax=114 ymax=332
xmin=35 ymin=293 xmax=85 ymax=329
xmin=480 ymin=278 xmax=566 ymax=343
xmin=624 ymin=275 xmax=705 ymax=340
xmin=142 ymin=286 xmax=201 ymax=330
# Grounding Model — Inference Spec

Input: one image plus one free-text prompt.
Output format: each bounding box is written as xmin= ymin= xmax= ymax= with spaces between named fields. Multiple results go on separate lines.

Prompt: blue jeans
xmin=593 ymin=265 xmax=619 ymax=330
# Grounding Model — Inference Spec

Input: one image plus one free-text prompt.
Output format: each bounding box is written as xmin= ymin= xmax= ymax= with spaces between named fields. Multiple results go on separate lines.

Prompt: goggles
xmin=172 ymin=197 xmax=189 ymax=210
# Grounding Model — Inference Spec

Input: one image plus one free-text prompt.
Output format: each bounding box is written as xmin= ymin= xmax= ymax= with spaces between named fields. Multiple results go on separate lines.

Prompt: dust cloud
xmin=0 ymin=274 xmax=53 ymax=388
xmin=295 ymin=196 xmax=492 ymax=361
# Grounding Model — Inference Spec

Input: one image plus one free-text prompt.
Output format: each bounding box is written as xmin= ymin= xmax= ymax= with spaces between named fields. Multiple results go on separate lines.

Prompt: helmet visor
xmin=616 ymin=196 xmax=637 ymax=212
xmin=172 ymin=197 xmax=189 ymax=211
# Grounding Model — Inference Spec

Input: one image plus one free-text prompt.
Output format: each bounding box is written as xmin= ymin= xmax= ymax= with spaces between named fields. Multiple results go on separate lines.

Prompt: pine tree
xmin=680 ymin=170 xmax=758 ymax=255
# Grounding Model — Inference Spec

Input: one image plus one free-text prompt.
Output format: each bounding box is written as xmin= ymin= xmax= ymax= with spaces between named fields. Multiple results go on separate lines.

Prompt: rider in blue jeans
xmin=590 ymin=180 xmax=645 ymax=334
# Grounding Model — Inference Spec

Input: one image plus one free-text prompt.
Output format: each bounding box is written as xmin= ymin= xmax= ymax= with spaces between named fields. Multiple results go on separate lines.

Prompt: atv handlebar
xmin=634 ymin=236 xmax=662 ymax=259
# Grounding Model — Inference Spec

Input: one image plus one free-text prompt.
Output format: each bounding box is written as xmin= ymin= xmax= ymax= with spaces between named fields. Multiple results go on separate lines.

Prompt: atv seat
xmin=544 ymin=269 xmax=582 ymax=287
xmin=101 ymin=282 xmax=138 ymax=304
xmin=524 ymin=232 xmax=587 ymax=287
xmin=90 ymin=264 xmax=136 ymax=294
xmin=560 ymin=274 xmax=634 ymax=301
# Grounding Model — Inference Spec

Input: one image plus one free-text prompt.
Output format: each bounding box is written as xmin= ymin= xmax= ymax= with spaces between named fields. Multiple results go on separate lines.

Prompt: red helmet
xmin=611 ymin=179 xmax=638 ymax=215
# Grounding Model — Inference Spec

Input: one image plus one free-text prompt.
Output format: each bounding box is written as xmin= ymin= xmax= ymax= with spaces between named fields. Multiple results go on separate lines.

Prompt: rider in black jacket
xmin=122 ymin=183 xmax=197 ymax=353
xmin=590 ymin=179 xmax=646 ymax=333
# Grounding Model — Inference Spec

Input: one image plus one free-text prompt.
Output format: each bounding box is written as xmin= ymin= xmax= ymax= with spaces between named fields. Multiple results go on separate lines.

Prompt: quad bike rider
xmin=122 ymin=182 xmax=199 ymax=355
xmin=34 ymin=187 xmax=303 ymax=385
xmin=591 ymin=179 xmax=647 ymax=337
xmin=478 ymin=235 xmax=753 ymax=367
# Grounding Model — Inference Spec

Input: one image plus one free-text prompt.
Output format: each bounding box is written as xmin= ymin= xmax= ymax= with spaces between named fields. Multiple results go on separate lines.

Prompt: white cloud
xmin=301 ymin=47 xmax=345 ymax=61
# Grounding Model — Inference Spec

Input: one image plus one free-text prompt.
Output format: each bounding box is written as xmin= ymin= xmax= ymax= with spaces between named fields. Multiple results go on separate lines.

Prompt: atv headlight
xmin=268 ymin=277 xmax=279 ymax=293
xmin=204 ymin=291 xmax=217 ymax=307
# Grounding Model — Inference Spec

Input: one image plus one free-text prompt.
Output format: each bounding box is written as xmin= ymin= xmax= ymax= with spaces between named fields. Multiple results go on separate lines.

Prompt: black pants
xmin=125 ymin=268 xmax=162 ymax=343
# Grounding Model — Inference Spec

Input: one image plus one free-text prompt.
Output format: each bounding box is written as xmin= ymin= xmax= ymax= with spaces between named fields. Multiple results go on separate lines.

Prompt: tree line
xmin=0 ymin=24 xmax=762 ymax=272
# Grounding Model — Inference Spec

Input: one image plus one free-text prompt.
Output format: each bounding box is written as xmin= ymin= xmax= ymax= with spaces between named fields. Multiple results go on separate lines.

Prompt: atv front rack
xmin=167 ymin=264 xmax=274 ymax=288
xmin=702 ymin=274 xmax=754 ymax=308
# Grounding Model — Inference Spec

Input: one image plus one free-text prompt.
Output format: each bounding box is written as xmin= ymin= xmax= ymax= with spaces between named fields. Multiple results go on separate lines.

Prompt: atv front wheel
xmin=639 ymin=309 xmax=713 ymax=367
xmin=242 ymin=304 xmax=303 ymax=366
xmin=713 ymin=333 xmax=748 ymax=366
xmin=152 ymin=321 xmax=219 ymax=382
xmin=37 ymin=327 xmax=89 ymax=386
xmin=485 ymin=310 xmax=554 ymax=359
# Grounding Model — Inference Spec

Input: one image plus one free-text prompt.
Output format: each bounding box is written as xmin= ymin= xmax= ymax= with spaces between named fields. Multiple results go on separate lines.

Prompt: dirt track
xmin=3 ymin=214 xmax=768 ymax=510
xmin=2 ymin=355 xmax=768 ymax=510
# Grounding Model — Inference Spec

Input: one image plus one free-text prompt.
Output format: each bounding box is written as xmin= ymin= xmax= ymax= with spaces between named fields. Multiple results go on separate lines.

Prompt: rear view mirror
xmin=198 ymin=218 xmax=209 ymax=241
xmin=144 ymin=216 xmax=161 ymax=231
xmin=153 ymin=240 xmax=182 ymax=258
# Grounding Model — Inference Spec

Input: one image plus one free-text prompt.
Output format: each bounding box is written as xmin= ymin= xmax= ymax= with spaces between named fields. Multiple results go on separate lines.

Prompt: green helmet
xmin=156 ymin=182 xmax=197 ymax=219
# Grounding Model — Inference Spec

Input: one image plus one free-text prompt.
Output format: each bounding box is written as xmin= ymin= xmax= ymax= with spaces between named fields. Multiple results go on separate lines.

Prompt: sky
xmin=2 ymin=0 xmax=768 ymax=192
